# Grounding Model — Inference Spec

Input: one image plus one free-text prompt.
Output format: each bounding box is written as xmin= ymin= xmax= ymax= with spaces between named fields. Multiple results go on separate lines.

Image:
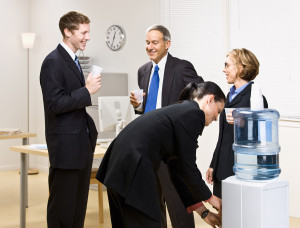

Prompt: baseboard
xmin=35 ymin=165 xmax=49 ymax=173
xmin=0 ymin=164 xmax=19 ymax=171
xmin=290 ymin=210 xmax=300 ymax=218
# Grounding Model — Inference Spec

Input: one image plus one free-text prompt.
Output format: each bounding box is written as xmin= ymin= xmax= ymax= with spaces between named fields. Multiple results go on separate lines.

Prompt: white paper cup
xmin=91 ymin=65 xmax=103 ymax=77
xmin=133 ymin=89 xmax=143 ymax=103
xmin=225 ymin=108 xmax=235 ymax=123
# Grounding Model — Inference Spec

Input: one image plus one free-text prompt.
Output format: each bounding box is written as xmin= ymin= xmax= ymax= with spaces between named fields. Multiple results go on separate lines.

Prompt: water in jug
xmin=232 ymin=108 xmax=281 ymax=181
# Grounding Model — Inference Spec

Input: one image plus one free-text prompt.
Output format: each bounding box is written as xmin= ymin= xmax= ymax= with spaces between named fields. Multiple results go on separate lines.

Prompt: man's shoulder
xmin=167 ymin=54 xmax=193 ymax=67
xmin=138 ymin=61 xmax=152 ymax=70
xmin=138 ymin=61 xmax=152 ymax=75
xmin=43 ymin=46 xmax=60 ymax=60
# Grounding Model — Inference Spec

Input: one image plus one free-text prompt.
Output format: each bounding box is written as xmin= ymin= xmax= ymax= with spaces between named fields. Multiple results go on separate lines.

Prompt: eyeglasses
xmin=224 ymin=62 xmax=236 ymax=68
xmin=224 ymin=62 xmax=238 ymax=68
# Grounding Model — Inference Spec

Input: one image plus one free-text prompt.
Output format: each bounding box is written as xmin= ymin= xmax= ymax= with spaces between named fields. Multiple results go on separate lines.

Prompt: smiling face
xmin=146 ymin=30 xmax=170 ymax=64
xmin=64 ymin=23 xmax=90 ymax=53
xmin=223 ymin=55 xmax=241 ymax=85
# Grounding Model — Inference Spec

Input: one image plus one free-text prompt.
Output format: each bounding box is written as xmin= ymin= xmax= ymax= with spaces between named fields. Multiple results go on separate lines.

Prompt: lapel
xmin=161 ymin=54 xmax=175 ymax=107
xmin=227 ymin=82 xmax=253 ymax=108
xmin=57 ymin=44 xmax=85 ymax=86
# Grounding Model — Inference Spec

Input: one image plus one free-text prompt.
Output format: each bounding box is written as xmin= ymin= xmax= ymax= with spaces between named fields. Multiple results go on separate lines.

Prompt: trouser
xmin=213 ymin=178 xmax=222 ymax=199
xmin=107 ymin=188 xmax=161 ymax=228
xmin=157 ymin=163 xmax=195 ymax=228
xmin=47 ymin=143 xmax=93 ymax=228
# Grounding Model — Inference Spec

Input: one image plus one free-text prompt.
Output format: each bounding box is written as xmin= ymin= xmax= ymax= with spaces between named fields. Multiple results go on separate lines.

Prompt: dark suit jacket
xmin=136 ymin=54 xmax=204 ymax=114
xmin=210 ymin=82 xmax=268 ymax=181
xmin=40 ymin=44 xmax=98 ymax=169
xmin=96 ymin=100 xmax=212 ymax=222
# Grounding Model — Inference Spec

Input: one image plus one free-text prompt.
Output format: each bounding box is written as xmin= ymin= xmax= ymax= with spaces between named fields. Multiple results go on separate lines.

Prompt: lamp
xmin=22 ymin=33 xmax=39 ymax=175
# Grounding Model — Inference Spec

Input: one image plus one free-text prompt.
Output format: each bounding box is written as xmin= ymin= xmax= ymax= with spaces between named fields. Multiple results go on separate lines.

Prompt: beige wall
xmin=0 ymin=0 xmax=160 ymax=170
xmin=0 ymin=0 xmax=30 ymax=169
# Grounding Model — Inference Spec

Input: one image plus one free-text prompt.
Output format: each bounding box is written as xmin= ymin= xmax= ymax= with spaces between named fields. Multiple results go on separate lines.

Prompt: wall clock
xmin=105 ymin=25 xmax=126 ymax=51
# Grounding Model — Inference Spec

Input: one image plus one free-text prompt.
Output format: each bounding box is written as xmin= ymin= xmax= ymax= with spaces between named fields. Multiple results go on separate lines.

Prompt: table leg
xmin=22 ymin=138 xmax=29 ymax=208
xmin=20 ymin=152 xmax=28 ymax=228
xmin=20 ymin=137 xmax=29 ymax=228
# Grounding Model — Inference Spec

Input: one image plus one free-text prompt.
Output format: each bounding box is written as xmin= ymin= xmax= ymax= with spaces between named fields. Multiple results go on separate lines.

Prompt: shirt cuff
xmin=135 ymin=103 xmax=143 ymax=112
xmin=186 ymin=201 xmax=204 ymax=213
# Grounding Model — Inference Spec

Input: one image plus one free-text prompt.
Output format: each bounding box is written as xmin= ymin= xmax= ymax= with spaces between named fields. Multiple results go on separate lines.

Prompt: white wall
xmin=0 ymin=0 xmax=31 ymax=170
xmin=1 ymin=0 xmax=299 ymax=218
xmin=0 ymin=0 xmax=160 ymax=170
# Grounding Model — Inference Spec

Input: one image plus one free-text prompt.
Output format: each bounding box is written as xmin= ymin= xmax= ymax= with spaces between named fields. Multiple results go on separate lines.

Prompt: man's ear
xmin=165 ymin=40 xmax=171 ymax=50
xmin=64 ymin=28 xmax=71 ymax=38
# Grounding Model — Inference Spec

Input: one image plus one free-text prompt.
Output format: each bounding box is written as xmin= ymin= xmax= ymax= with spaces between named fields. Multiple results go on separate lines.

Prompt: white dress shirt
xmin=136 ymin=53 xmax=168 ymax=111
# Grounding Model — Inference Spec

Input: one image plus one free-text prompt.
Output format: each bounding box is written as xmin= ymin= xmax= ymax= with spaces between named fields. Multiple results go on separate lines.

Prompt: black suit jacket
xmin=210 ymin=82 xmax=268 ymax=181
xmin=96 ymin=100 xmax=212 ymax=222
xmin=137 ymin=54 xmax=204 ymax=114
xmin=40 ymin=44 xmax=98 ymax=169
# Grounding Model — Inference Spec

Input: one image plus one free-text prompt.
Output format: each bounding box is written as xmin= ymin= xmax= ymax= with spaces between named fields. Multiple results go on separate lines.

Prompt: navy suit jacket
xmin=40 ymin=44 xmax=98 ymax=169
xmin=137 ymin=54 xmax=204 ymax=114
xmin=210 ymin=82 xmax=268 ymax=181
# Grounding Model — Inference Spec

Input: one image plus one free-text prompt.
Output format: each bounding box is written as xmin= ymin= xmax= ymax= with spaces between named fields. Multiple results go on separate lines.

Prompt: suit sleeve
xmin=182 ymin=60 xmax=204 ymax=85
xmin=40 ymin=57 xmax=91 ymax=115
xmin=134 ymin=67 xmax=144 ymax=115
xmin=168 ymin=109 xmax=212 ymax=208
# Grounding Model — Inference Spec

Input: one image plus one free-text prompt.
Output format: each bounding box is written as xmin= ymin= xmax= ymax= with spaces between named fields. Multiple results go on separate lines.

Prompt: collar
xmin=152 ymin=52 xmax=168 ymax=72
xmin=230 ymin=81 xmax=252 ymax=95
xmin=60 ymin=41 xmax=76 ymax=61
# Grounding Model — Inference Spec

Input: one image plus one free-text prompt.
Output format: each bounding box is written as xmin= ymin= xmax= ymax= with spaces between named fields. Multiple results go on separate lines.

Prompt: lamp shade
xmin=21 ymin=33 xmax=36 ymax=49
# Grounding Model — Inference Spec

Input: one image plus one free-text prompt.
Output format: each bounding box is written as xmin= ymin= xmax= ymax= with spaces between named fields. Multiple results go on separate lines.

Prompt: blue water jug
xmin=232 ymin=108 xmax=281 ymax=181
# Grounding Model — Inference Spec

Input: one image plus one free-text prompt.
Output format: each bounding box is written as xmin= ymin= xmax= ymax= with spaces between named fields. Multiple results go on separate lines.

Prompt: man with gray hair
xmin=130 ymin=24 xmax=204 ymax=228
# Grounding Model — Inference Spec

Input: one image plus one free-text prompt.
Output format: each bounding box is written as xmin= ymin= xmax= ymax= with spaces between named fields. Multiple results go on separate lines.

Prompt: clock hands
xmin=111 ymin=31 xmax=116 ymax=48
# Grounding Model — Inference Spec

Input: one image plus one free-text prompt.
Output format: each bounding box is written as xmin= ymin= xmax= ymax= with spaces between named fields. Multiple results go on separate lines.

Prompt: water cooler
xmin=222 ymin=107 xmax=289 ymax=228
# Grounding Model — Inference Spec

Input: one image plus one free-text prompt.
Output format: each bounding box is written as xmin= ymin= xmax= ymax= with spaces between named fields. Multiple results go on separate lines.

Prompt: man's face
xmin=65 ymin=23 xmax=90 ymax=53
xmin=146 ymin=30 xmax=170 ymax=64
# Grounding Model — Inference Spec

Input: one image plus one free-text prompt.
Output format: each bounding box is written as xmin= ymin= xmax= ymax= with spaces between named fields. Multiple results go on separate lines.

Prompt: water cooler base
xmin=222 ymin=176 xmax=289 ymax=228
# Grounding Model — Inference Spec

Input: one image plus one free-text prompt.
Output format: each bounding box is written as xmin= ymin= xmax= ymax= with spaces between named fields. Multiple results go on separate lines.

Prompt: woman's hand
xmin=196 ymin=205 xmax=222 ymax=228
xmin=203 ymin=211 xmax=222 ymax=228
xmin=206 ymin=168 xmax=214 ymax=184
xmin=225 ymin=109 xmax=234 ymax=124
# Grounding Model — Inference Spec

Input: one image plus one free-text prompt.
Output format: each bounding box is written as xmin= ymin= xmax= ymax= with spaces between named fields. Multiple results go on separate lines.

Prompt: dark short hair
xmin=59 ymin=11 xmax=90 ymax=38
xmin=145 ymin=24 xmax=171 ymax=42
xmin=227 ymin=48 xmax=260 ymax=81
xmin=179 ymin=81 xmax=226 ymax=103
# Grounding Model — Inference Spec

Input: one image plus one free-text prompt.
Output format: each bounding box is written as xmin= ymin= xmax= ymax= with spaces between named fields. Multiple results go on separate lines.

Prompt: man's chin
xmin=79 ymin=46 xmax=86 ymax=51
xmin=147 ymin=54 xmax=156 ymax=60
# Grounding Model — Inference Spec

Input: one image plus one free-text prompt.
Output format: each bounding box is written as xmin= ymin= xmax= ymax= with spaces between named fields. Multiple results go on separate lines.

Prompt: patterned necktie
xmin=144 ymin=65 xmax=160 ymax=113
xmin=74 ymin=56 xmax=81 ymax=72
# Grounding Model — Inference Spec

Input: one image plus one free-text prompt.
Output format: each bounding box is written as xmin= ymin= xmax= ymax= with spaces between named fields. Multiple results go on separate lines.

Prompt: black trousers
xmin=157 ymin=163 xmax=195 ymax=228
xmin=107 ymin=188 xmax=161 ymax=228
xmin=213 ymin=178 xmax=222 ymax=199
xmin=47 ymin=142 xmax=93 ymax=228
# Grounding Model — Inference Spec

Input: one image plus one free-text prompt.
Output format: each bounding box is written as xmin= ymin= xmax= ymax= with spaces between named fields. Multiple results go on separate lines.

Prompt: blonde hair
xmin=227 ymin=48 xmax=260 ymax=81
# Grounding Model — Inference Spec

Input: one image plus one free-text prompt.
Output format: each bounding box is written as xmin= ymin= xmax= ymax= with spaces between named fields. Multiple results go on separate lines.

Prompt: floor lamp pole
xmin=27 ymin=48 xmax=39 ymax=175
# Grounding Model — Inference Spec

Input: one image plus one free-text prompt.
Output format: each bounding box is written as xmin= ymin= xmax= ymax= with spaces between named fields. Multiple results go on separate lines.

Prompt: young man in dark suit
xmin=40 ymin=11 xmax=101 ymax=228
xmin=130 ymin=25 xmax=204 ymax=228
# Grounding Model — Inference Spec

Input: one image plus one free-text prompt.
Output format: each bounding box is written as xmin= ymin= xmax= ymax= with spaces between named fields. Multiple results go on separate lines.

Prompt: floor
xmin=0 ymin=170 xmax=299 ymax=228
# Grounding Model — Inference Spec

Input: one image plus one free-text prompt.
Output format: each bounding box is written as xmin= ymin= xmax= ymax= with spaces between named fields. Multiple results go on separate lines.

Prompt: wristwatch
xmin=201 ymin=209 xmax=209 ymax=219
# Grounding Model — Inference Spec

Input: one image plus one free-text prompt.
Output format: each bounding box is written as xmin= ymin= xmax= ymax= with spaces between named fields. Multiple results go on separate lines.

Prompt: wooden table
xmin=10 ymin=144 xmax=106 ymax=228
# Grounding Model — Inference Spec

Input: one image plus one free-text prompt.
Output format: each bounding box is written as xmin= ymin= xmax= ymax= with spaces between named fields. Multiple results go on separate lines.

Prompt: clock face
xmin=105 ymin=25 xmax=126 ymax=51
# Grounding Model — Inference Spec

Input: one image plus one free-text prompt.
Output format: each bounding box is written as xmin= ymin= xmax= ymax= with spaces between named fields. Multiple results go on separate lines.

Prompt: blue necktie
xmin=74 ymin=56 xmax=81 ymax=72
xmin=145 ymin=65 xmax=159 ymax=113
